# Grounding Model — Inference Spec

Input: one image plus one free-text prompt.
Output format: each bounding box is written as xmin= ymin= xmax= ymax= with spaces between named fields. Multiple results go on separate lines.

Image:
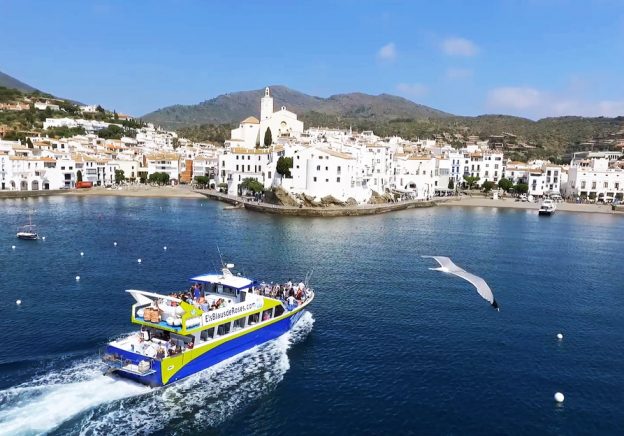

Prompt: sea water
xmin=0 ymin=196 xmax=622 ymax=435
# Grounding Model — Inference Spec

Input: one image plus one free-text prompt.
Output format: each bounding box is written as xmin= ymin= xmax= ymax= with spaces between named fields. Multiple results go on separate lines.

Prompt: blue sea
xmin=0 ymin=196 xmax=623 ymax=435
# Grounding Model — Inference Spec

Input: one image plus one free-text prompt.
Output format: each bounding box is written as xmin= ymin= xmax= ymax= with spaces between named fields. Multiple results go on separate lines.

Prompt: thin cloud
xmin=377 ymin=43 xmax=397 ymax=61
xmin=396 ymin=83 xmax=428 ymax=98
xmin=445 ymin=68 xmax=473 ymax=80
xmin=486 ymin=86 xmax=624 ymax=118
xmin=441 ymin=37 xmax=479 ymax=57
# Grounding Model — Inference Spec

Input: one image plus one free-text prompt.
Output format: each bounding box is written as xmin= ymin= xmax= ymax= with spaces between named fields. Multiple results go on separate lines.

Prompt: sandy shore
xmin=63 ymin=185 xmax=204 ymax=199
xmin=438 ymin=196 xmax=622 ymax=215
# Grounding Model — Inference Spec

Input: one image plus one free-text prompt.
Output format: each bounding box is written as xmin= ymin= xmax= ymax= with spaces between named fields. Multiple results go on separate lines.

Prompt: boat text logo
xmin=202 ymin=302 xmax=257 ymax=324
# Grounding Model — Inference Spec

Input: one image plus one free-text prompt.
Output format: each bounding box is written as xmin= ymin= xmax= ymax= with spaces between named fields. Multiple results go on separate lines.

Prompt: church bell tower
xmin=260 ymin=87 xmax=273 ymax=121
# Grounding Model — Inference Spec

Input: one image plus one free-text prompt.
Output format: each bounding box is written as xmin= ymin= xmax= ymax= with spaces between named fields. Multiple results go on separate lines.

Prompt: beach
xmin=63 ymin=185 xmax=205 ymax=199
xmin=438 ymin=196 xmax=622 ymax=214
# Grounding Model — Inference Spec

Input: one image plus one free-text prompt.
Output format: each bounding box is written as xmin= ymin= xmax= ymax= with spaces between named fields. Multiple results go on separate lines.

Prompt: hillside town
xmin=1 ymin=87 xmax=624 ymax=204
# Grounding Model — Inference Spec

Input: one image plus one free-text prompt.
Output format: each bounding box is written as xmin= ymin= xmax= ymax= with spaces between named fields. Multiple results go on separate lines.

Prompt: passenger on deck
xmin=287 ymin=295 xmax=297 ymax=310
xmin=193 ymin=283 xmax=201 ymax=301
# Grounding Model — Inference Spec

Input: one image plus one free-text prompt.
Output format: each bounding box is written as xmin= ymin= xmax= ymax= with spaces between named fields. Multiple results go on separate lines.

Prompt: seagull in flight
xmin=423 ymin=256 xmax=499 ymax=311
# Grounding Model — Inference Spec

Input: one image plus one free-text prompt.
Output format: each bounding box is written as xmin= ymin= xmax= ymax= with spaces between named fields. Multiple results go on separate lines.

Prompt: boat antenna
xmin=217 ymin=245 xmax=225 ymax=268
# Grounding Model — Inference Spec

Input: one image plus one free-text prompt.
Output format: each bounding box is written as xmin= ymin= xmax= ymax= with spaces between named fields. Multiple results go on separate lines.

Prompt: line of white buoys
xmin=76 ymin=275 xmax=81 ymax=281
xmin=16 ymin=299 xmax=22 ymax=305
xmin=80 ymin=252 xmax=84 ymax=256
xmin=557 ymin=332 xmax=563 ymax=340
xmin=554 ymin=392 xmax=565 ymax=403
xmin=12 ymin=245 xmax=16 ymax=250
xmin=114 ymin=242 xmax=117 ymax=246
xmin=137 ymin=258 xmax=142 ymax=263
xmin=163 ymin=246 xmax=167 ymax=251
xmin=42 ymin=236 xmax=46 ymax=241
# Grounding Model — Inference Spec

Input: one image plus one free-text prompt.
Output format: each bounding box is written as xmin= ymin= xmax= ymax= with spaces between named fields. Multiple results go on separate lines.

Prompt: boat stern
xmin=102 ymin=344 xmax=163 ymax=387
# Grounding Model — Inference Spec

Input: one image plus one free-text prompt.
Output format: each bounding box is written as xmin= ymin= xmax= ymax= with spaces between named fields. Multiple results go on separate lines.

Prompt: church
xmin=226 ymin=87 xmax=304 ymax=149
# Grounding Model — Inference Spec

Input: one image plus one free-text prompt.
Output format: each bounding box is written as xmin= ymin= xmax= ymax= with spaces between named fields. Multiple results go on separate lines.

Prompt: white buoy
xmin=16 ymin=299 xmax=21 ymax=305
xmin=554 ymin=392 xmax=565 ymax=403
xmin=137 ymin=258 xmax=142 ymax=263
xmin=163 ymin=246 xmax=167 ymax=250
xmin=557 ymin=333 xmax=563 ymax=340
xmin=75 ymin=275 xmax=80 ymax=281
xmin=80 ymin=251 xmax=84 ymax=256
xmin=114 ymin=242 xmax=117 ymax=246
xmin=11 ymin=245 xmax=15 ymax=250
xmin=42 ymin=236 xmax=46 ymax=241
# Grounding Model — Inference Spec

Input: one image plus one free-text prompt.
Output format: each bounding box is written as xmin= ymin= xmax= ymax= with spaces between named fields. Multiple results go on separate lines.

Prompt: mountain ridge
xmin=0 ymin=70 xmax=38 ymax=93
xmin=142 ymin=85 xmax=452 ymax=127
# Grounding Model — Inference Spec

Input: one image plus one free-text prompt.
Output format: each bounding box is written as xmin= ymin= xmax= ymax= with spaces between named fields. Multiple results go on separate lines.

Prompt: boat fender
xmin=173 ymin=318 xmax=181 ymax=326
xmin=166 ymin=316 xmax=174 ymax=326
xmin=137 ymin=308 xmax=145 ymax=318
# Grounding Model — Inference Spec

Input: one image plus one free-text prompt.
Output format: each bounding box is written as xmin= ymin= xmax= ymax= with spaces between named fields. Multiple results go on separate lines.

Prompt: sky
xmin=1 ymin=0 xmax=623 ymax=119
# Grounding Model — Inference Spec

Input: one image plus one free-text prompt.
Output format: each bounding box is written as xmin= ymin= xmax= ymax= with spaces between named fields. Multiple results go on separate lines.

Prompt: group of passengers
xmin=256 ymin=279 xmax=311 ymax=310
xmin=166 ymin=283 xmax=230 ymax=313
xmin=134 ymin=328 xmax=194 ymax=360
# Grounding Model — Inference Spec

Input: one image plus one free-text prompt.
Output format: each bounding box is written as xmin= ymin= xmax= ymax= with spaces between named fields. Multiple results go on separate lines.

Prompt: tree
xmin=514 ymin=183 xmax=529 ymax=194
xmin=498 ymin=177 xmax=513 ymax=192
xmin=463 ymin=175 xmax=480 ymax=189
xmin=148 ymin=172 xmax=170 ymax=186
xmin=276 ymin=156 xmax=293 ymax=178
xmin=76 ymin=170 xmax=83 ymax=183
xmin=115 ymin=169 xmax=125 ymax=184
xmin=113 ymin=110 xmax=119 ymax=120
xmin=96 ymin=105 xmax=105 ymax=113
xmin=482 ymin=181 xmax=495 ymax=193
xmin=240 ymin=177 xmax=264 ymax=194
xmin=448 ymin=178 xmax=455 ymax=190
xmin=263 ymin=127 xmax=272 ymax=147
xmin=194 ymin=175 xmax=210 ymax=188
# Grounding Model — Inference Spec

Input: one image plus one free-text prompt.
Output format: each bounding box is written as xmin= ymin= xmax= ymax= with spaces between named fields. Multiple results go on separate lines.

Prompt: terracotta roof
xmin=241 ymin=116 xmax=260 ymax=124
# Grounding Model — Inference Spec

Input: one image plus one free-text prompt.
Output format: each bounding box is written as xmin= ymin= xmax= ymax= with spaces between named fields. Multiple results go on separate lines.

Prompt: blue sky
xmin=2 ymin=0 xmax=623 ymax=119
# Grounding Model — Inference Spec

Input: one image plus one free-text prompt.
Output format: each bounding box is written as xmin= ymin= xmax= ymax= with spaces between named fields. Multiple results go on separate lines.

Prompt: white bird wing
xmin=422 ymin=256 xmax=499 ymax=310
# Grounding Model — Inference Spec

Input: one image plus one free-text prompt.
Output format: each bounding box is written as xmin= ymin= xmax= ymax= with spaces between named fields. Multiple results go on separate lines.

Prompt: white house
xmin=565 ymin=158 xmax=624 ymax=201
xmin=145 ymin=152 xmax=180 ymax=182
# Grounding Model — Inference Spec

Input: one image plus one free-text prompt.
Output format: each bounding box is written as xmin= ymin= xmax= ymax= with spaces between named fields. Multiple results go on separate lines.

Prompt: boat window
xmin=216 ymin=322 xmax=231 ymax=337
xmin=274 ymin=305 xmax=285 ymax=317
xmin=233 ymin=317 xmax=246 ymax=331
xmin=262 ymin=309 xmax=273 ymax=321
xmin=248 ymin=312 xmax=260 ymax=325
xmin=200 ymin=327 xmax=215 ymax=341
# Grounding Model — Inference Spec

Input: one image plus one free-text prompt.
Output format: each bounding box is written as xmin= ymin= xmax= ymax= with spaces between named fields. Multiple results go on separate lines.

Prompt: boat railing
xmin=102 ymin=350 xmax=156 ymax=375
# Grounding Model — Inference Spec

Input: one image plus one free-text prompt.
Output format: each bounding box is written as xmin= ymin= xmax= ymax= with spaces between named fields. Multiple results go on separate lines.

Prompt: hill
xmin=0 ymin=70 xmax=37 ymax=93
xmin=142 ymin=85 xmax=452 ymax=127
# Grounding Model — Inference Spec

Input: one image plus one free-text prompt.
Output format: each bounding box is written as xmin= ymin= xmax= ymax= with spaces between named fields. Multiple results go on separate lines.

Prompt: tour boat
xmin=102 ymin=264 xmax=314 ymax=387
xmin=538 ymin=199 xmax=556 ymax=216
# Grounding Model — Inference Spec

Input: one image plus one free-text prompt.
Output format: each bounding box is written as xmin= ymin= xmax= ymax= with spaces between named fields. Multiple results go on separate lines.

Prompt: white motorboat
xmin=538 ymin=199 xmax=556 ymax=216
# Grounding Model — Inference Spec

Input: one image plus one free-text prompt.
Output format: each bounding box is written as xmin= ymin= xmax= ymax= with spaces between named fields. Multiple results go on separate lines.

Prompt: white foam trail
xmin=0 ymin=360 xmax=148 ymax=435
xmin=77 ymin=312 xmax=315 ymax=435
xmin=0 ymin=312 xmax=314 ymax=436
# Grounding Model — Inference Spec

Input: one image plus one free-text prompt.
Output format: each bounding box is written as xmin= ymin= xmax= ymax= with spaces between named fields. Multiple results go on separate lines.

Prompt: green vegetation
xmin=497 ymin=177 xmax=513 ymax=192
xmin=194 ymin=175 xmax=210 ymax=188
xmin=46 ymin=125 xmax=86 ymax=138
xmin=176 ymin=123 xmax=233 ymax=144
xmin=148 ymin=172 xmax=170 ymax=185
xmin=96 ymin=125 xmax=136 ymax=139
xmin=514 ymin=183 xmax=529 ymax=194
xmin=115 ymin=169 xmax=125 ymax=184
xmin=463 ymin=175 xmax=480 ymax=189
xmin=276 ymin=156 xmax=293 ymax=178
xmin=263 ymin=127 xmax=272 ymax=147
xmin=482 ymin=181 xmax=495 ymax=193
xmin=240 ymin=178 xmax=264 ymax=194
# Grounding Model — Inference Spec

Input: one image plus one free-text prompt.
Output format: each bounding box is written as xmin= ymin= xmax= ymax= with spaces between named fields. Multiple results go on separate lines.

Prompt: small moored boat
xmin=16 ymin=216 xmax=38 ymax=240
xmin=102 ymin=264 xmax=314 ymax=386
xmin=538 ymin=199 xmax=556 ymax=216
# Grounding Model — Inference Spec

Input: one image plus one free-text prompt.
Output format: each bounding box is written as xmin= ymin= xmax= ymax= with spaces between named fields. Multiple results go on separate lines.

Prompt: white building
xmin=145 ymin=152 xmax=180 ymax=182
xmin=565 ymin=158 xmax=624 ymax=201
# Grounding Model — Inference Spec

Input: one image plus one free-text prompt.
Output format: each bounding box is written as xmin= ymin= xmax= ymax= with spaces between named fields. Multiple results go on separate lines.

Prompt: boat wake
xmin=0 ymin=312 xmax=314 ymax=435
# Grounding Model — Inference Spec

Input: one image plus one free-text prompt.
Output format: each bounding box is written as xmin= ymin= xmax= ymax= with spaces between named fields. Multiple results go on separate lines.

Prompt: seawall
xmin=195 ymin=190 xmax=437 ymax=217
xmin=0 ymin=190 xmax=68 ymax=199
